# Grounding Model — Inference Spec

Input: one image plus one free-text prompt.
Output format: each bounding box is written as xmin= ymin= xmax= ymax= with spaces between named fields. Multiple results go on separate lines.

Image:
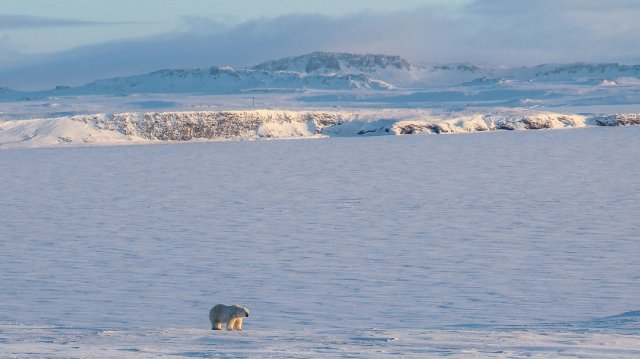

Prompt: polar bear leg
xmin=227 ymin=319 xmax=236 ymax=331
xmin=234 ymin=318 xmax=243 ymax=330
xmin=212 ymin=320 xmax=222 ymax=330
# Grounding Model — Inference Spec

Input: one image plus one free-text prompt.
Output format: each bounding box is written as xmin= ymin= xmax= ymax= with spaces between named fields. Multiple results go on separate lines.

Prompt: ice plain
xmin=1 ymin=127 xmax=639 ymax=357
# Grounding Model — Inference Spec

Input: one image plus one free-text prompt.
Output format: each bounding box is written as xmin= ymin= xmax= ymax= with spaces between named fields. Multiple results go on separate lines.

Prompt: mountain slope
xmin=61 ymin=66 xmax=394 ymax=95
xmin=533 ymin=63 xmax=640 ymax=79
xmin=253 ymin=51 xmax=412 ymax=74
xmin=2 ymin=52 xmax=640 ymax=99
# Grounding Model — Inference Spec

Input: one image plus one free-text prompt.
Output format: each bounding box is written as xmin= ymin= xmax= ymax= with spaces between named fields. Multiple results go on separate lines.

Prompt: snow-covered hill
xmin=531 ymin=63 xmax=640 ymax=81
xmin=252 ymin=52 xmax=417 ymax=83
xmin=253 ymin=52 xmax=412 ymax=73
xmin=252 ymin=52 xmax=496 ymax=87
xmin=412 ymin=62 xmax=640 ymax=87
xmin=2 ymin=109 xmax=639 ymax=148
xmin=62 ymin=67 xmax=394 ymax=95
xmin=1 ymin=52 xmax=640 ymax=102
xmin=251 ymin=53 xmax=640 ymax=87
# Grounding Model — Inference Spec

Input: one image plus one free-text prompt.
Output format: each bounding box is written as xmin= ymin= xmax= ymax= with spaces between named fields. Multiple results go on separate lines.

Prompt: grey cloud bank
xmin=1 ymin=0 xmax=639 ymax=90
xmin=0 ymin=14 xmax=123 ymax=29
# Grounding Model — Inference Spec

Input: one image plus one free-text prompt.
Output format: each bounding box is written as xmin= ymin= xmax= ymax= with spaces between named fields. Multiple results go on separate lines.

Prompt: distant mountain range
xmin=2 ymin=52 xmax=640 ymax=99
xmin=253 ymin=52 xmax=411 ymax=74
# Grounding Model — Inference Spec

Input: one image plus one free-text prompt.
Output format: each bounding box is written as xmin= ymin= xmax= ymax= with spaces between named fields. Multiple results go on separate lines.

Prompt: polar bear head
xmin=233 ymin=305 xmax=250 ymax=318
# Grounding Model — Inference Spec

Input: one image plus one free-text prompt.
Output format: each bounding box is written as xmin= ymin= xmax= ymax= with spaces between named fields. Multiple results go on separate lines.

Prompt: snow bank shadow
xmin=580 ymin=310 xmax=640 ymax=333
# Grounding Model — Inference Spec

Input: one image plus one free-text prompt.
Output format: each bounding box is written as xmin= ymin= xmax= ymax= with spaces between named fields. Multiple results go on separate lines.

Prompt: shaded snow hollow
xmin=1 ymin=110 xmax=638 ymax=148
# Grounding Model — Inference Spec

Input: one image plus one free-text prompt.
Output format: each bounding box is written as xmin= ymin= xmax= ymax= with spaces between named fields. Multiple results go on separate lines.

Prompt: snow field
xmin=2 ymin=324 xmax=639 ymax=358
xmin=1 ymin=127 xmax=639 ymax=357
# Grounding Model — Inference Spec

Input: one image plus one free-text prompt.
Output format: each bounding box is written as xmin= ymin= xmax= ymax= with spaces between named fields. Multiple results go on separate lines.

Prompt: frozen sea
xmin=1 ymin=127 xmax=639 ymax=358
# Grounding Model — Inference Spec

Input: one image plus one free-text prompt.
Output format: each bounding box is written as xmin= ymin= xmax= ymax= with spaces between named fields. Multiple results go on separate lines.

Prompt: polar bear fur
xmin=209 ymin=304 xmax=250 ymax=331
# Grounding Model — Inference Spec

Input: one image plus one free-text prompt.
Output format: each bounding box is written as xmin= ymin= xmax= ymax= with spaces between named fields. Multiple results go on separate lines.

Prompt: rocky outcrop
xmin=3 ymin=110 xmax=638 ymax=149
xmin=483 ymin=114 xmax=586 ymax=131
xmin=96 ymin=111 xmax=350 ymax=141
xmin=93 ymin=111 xmax=612 ymax=141
xmin=393 ymin=121 xmax=458 ymax=135
xmin=253 ymin=52 xmax=412 ymax=73
xmin=593 ymin=114 xmax=640 ymax=126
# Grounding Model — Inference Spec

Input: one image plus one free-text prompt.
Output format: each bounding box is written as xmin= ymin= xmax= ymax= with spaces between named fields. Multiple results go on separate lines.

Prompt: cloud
xmin=461 ymin=0 xmax=640 ymax=58
xmin=178 ymin=16 xmax=230 ymax=33
xmin=2 ymin=1 xmax=640 ymax=90
xmin=0 ymin=35 xmax=27 ymax=69
xmin=0 ymin=14 xmax=124 ymax=29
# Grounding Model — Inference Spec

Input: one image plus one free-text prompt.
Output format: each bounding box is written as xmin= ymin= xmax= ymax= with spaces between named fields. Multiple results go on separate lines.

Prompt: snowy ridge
xmin=533 ymin=63 xmax=640 ymax=80
xmin=251 ymin=52 xmax=490 ymax=87
xmin=2 ymin=110 xmax=639 ymax=148
xmin=594 ymin=114 xmax=640 ymax=126
xmin=4 ymin=52 xmax=640 ymax=98
xmin=67 ymin=67 xmax=394 ymax=95
xmin=253 ymin=51 xmax=412 ymax=76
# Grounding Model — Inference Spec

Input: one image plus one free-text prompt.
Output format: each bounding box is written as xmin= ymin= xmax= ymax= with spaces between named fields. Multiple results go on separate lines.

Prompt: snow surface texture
xmin=1 ymin=109 xmax=639 ymax=149
xmin=1 ymin=128 xmax=639 ymax=357
xmin=2 ymin=325 xmax=640 ymax=358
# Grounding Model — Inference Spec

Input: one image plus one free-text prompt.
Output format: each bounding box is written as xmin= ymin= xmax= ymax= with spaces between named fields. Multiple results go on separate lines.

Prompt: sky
xmin=1 ymin=0 xmax=640 ymax=90
xmin=1 ymin=0 xmax=452 ymax=54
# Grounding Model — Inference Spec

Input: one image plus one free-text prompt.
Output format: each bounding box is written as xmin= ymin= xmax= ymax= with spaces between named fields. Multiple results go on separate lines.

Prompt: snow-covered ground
xmin=2 ymin=324 xmax=639 ymax=358
xmin=1 ymin=128 xmax=639 ymax=357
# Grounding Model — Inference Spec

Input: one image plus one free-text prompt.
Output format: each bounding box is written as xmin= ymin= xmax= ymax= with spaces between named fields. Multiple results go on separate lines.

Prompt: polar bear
xmin=209 ymin=304 xmax=250 ymax=331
